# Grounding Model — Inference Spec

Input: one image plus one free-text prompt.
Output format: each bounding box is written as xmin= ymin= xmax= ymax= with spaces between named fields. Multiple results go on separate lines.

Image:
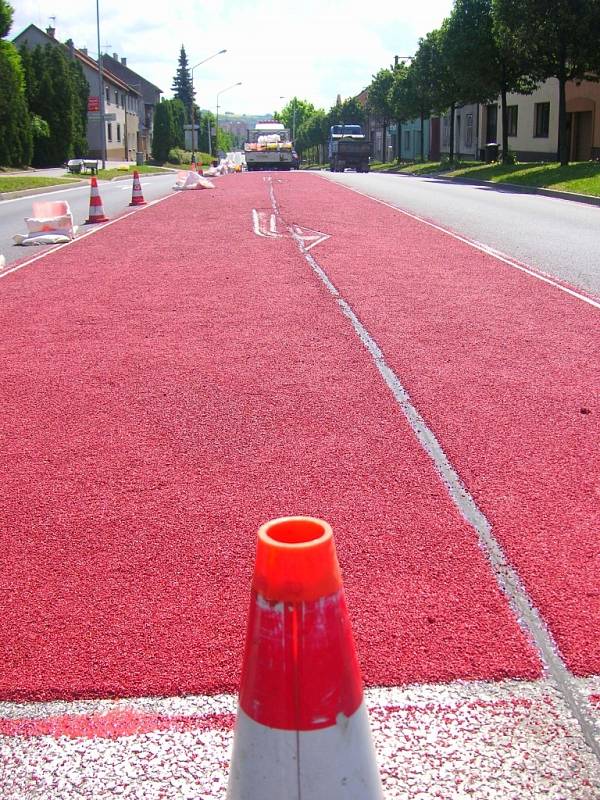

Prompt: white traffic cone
xmin=227 ymin=516 xmax=384 ymax=800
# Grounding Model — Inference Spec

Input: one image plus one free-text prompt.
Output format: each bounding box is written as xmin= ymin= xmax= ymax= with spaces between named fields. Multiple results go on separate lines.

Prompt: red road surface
xmin=277 ymin=173 xmax=600 ymax=676
xmin=0 ymin=171 xmax=593 ymax=702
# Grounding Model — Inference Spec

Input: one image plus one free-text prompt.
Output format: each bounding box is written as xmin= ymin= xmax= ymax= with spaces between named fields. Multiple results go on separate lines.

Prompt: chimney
xmin=81 ymin=47 xmax=88 ymax=55
xmin=113 ymin=52 xmax=118 ymax=61
xmin=46 ymin=26 xmax=55 ymax=38
xmin=121 ymin=57 xmax=127 ymax=66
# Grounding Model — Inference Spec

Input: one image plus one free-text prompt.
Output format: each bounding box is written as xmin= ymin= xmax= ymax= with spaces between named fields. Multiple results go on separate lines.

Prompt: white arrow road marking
xmin=251 ymin=210 xmax=329 ymax=250
xmin=252 ymin=209 xmax=282 ymax=238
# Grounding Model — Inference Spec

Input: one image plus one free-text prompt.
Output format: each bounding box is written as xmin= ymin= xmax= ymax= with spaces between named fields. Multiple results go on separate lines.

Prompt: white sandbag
xmin=14 ymin=232 xmax=72 ymax=246
xmin=173 ymin=170 xmax=214 ymax=190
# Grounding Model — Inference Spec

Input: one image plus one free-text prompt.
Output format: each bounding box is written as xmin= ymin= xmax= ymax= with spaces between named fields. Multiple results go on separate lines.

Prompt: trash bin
xmin=485 ymin=143 xmax=499 ymax=163
xmin=136 ymin=151 xmax=144 ymax=166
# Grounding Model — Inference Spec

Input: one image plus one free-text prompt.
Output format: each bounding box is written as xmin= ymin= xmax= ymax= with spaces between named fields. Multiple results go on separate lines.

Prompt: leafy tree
xmin=494 ymin=0 xmax=600 ymax=165
xmin=367 ymin=68 xmax=395 ymax=161
xmin=277 ymin=97 xmax=316 ymax=140
xmin=152 ymin=99 xmax=175 ymax=162
xmin=388 ymin=61 xmax=410 ymax=160
xmin=171 ymin=45 xmax=194 ymax=119
xmin=67 ymin=48 xmax=89 ymax=157
xmin=0 ymin=1 xmax=32 ymax=166
xmin=198 ymin=110 xmax=214 ymax=153
xmin=296 ymin=109 xmax=328 ymax=161
xmin=444 ymin=0 xmax=536 ymax=163
xmin=420 ymin=26 xmax=462 ymax=162
xmin=0 ymin=0 xmax=11 ymax=36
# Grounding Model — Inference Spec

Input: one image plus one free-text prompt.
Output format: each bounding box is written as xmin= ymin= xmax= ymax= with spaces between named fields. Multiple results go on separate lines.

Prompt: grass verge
xmin=0 ymin=176 xmax=82 ymax=193
xmin=447 ymin=161 xmax=600 ymax=196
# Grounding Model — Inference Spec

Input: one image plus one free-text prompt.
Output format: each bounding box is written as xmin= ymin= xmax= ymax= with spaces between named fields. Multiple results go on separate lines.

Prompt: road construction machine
xmin=328 ymin=124 xmax=370 ymax=173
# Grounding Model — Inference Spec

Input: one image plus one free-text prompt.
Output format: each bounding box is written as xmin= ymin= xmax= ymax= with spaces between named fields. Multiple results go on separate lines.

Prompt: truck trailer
xmin=328 ymin=124 xmax=370 ymax=173
xmin=245 ymin=121 xmax=294 ymax=171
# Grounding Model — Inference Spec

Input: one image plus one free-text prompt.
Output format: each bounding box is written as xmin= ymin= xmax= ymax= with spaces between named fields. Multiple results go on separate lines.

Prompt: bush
xmin=168 ymin=147 xmax=192 ymax=164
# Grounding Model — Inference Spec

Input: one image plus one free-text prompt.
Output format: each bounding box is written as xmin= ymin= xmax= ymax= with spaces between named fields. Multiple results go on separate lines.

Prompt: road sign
xmin=87 ymin=112 xmax=117 ymax=121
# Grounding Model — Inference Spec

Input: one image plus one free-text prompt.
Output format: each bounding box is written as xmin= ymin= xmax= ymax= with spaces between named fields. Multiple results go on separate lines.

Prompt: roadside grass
xmin=0 ymin=175 xmax=82 ymax=193
xmin=447 ymin=161 xmax=600 ymax=196
xmin=90 ymin=165 xmax=176 ymax=181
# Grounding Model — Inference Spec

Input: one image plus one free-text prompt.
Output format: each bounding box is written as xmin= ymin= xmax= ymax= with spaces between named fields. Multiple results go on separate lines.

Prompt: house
xmin=13 ymin=24 xmax=160 ymax=161
xmin=479 ymin=78 xmax=600 ymax=162
xmin=101 ymin=53 xmax=162 ymax=158
xmin=440 ymin=103 xmax=480 ymax=161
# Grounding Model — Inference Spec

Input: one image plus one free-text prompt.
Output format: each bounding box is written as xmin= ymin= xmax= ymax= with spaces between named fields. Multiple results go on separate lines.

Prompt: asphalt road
xmin=0 ymin=173 xmax=177 ymax=267
xmin=324 ymin=171 xmax=600 ymax=298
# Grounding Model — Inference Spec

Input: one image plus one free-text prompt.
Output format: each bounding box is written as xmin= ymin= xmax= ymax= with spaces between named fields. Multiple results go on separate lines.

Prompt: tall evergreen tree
xmin=0 ymin=0 xmax=33 ymax=166
xmin=171 ymin=46 xmax=195 ymax=119
xmin=152 ymin=99 xmax=175 ymax=162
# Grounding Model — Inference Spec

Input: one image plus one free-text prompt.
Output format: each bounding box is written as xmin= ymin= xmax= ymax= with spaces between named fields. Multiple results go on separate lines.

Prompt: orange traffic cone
xmin=227 ymin=516 xmax=383 ymax=799
xmin=85 ymin=177 xmax=109 ymax=224
xmin=129 ymin=171 xmax=147 ymax=206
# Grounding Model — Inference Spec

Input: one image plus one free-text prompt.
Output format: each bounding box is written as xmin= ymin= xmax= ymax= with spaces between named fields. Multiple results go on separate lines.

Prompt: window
xmin=442 ymin=116 xmax=449 ymax=145
xmin=404 ymin=129 xmax=411 ymax=150
xmin=114 ymin=89 xmax=119 ymax=106
xmin=107 ymin=122 xmax=112 ymax=142
xmin=465 ymin=113 xmax=473 ymax=147
xmin=121 ymin=93 xmax=125 ymax=108
xmin=105 ymin=86 xmax=110 ymax=104
xmin=117 ymin=123 xmax=121 ymax=142
xmin=534 ymin=102 xmax=550 ymax=137
xmin=507 ymin=106 xmax=518 ymax=137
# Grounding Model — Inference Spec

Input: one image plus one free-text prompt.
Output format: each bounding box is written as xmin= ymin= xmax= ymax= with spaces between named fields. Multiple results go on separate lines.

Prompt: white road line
xmin=327 ymin=177 xmax=600 ymax=311
xmin=0 ymin=193 xmax=176 ymax=281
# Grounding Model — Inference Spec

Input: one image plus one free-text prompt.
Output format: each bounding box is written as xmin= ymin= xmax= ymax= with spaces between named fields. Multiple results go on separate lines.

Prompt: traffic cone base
xmin=227 ymin=704 xmax=382 ymax=800
xmin=227 ymin=516 xmax=384 ymax=800
xmin=129 ymin=171 xmax=147 ymax=206
xmin=85 ymin=177 xmax=109 ymax=224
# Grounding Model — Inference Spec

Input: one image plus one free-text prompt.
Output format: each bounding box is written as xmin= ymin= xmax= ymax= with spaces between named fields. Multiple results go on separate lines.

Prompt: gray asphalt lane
xmin=324 ymin=171 xmax=600 ymax=298
xmin=0 ymin=173 xmax=177 ymax=267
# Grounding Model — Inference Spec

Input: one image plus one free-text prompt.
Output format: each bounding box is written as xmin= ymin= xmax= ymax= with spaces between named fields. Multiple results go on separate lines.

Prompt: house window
xmin=507 ymin=106 xmax=518 ymax=137
xmin=105 ymin=86 xmax=110 ymax=104
xmin=442 ymin=116 xmax=449 ymax=146
xmin=107 ymin=122 xmax=112 ymax=142
xmin=465 ymin=113 xmax=473 ymax=147
xmin=114 ymin=89 xmax=119 ymax=106
xmin=117 ymin=123 xmax=121 ymax=142
xmin=404 ymin=129 xmax=411 ymax=149
xmin=121 ymin=93 xmax=125 ymax=108
xmin=534 ymin=102 xmax=550 ymax=137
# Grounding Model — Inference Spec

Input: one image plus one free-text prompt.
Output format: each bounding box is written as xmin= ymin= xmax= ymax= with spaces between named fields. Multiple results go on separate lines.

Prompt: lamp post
xmin=279 ymin=95 xmax=297 ymax=143
xmin=190 ymin=49 xmax=227 ymax=163
xmin=95 ymin=0 xmax=107 ymax=169
xmin=215 ymin=82 xmax=242 ymax=158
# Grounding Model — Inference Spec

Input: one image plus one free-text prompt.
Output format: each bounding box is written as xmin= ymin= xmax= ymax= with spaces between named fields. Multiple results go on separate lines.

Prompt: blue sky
xmin=12 ymin=0 xmax=454 ymax=115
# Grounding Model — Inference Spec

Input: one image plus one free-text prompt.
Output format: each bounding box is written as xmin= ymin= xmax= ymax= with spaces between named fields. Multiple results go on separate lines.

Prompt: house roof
xmin=102 ymin=53 xmax=163 ymax=94
xmin=13 ymin=24 xmax=141 ymax=95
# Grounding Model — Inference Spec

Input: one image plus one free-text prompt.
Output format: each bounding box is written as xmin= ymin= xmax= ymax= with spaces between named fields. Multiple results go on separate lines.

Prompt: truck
xmin=328 ymin=124 xmax=370 ymax=173
xmin=244 ymin=121 xmax=294 ymax=171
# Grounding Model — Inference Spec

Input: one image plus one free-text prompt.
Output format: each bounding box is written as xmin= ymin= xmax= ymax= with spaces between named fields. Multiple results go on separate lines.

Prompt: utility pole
xmin=96 ymin=0 xmax=107 ymax=169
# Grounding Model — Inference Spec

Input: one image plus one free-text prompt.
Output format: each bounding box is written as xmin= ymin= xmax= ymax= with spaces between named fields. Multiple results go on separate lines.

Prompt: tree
xmin=171 ymin=46 xmax=194 ymax=119
xmin=420 ymin=26 xmax=462 ymax=163
xmin=494 ymin=0 xmax=600 ymax=165
xmin=444 ymin=0 xmax=536 ymax=163
xmin=388 ymin=61 xmax=410 ymax=161
xmin=0 ymin=0 xmax=32 ymax=166
xmin=152 ymin=99 xmax=175 ymax=162
xmin=367 ymin=68 xmax=395 ymax=161
xmin=171 ymin=98 xmax=186 ymax=149
xmin=67 ymin=42 xmax=89 ymax=157
xmin=276 ymin=97 xmax=316 ymax=140
xmin=296 ymin=109 xmax=328 ymax=161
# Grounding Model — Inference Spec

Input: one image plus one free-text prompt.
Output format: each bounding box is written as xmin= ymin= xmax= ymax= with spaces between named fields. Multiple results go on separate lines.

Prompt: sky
xmin=12 ymin=0 xmax=454 ymax=115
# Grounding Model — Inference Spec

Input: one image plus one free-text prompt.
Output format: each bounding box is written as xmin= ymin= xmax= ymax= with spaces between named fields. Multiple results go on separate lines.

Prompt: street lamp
xmin=190 ymin=49 xmax=227 ymax=162
xmin=95 ymin=0 xmax=107 ymax=169
xmin=215 ymin=82 xmax=242 ymax=158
